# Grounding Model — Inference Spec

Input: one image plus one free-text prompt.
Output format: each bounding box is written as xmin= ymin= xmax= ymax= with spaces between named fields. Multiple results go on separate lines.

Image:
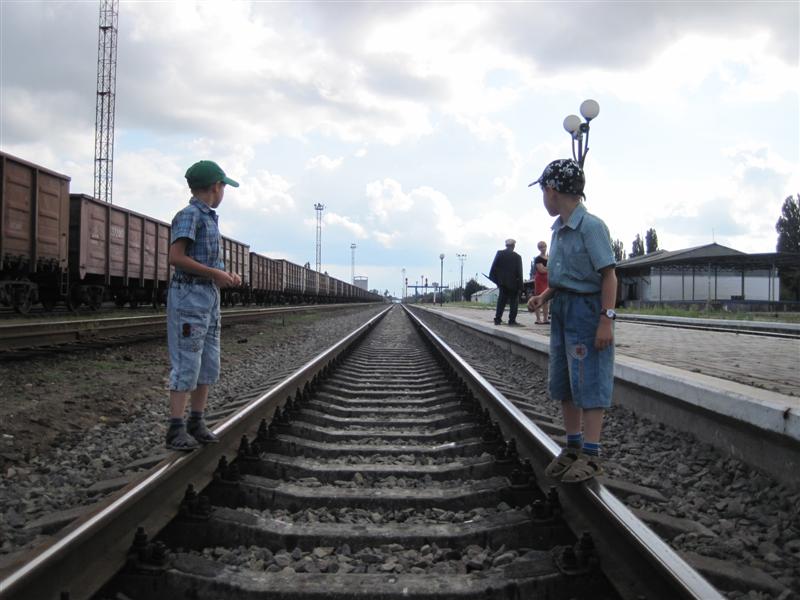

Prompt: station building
xmin=615 ymin=243 xmax=800 ymax=310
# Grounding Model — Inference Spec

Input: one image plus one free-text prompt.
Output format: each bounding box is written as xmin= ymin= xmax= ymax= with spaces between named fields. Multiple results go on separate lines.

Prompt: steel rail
xmin=617 ymin=314 xmax=800 ymax=339
xmin=0 ymin=306 xmax=392 ymax=600
xmin=402 ymin=305 xmax=724 ymax=600
xmin=0 ymin=303 xmax=376 ymax=351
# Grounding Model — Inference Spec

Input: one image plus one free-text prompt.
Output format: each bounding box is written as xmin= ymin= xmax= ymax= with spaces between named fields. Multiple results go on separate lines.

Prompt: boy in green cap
xmin=165 ymin=160 xmax=241 ymax=450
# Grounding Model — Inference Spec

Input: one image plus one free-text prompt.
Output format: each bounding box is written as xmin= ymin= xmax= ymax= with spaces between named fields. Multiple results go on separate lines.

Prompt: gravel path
xmin=415 ymin=310 xmax=800 ymax=600
xmin=0 ymin=305 xmax=384 ymax=557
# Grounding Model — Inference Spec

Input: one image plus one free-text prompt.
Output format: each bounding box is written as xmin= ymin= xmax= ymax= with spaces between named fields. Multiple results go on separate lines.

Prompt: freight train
xmin=0 ymin=151 xmax=383 ymax=313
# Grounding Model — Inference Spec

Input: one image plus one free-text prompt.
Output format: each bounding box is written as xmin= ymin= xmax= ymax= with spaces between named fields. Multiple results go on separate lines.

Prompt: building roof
xmin=472 ymin=287 xmax=497 ymax=298
xmin=616 ymin=243 xmax=800 ymax=272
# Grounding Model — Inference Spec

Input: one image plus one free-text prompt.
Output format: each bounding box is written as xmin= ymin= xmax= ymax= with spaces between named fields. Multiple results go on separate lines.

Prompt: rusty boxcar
xmin=69 ymin=194 xmax=172 ymax=309
xmin=220 ymin=235 xmax=250 ymax=305
xmin=0 ymin=151 xmax=71 ymax=312
xmin=250 ymin=251 xmax=287 ymax=304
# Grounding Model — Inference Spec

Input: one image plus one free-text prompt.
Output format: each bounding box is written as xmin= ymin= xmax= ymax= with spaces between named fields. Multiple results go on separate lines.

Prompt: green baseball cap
xmin=185 ymin=160 xmax=240 ymax=188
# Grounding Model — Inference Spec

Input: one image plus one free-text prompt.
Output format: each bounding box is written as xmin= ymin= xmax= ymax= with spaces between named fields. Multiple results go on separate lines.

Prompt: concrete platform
xmin=412 ymin=305 xmax=800 ymax=487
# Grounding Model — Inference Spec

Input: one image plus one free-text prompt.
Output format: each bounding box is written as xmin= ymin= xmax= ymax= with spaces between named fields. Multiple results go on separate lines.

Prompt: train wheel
xmin=129 ymin=297 xmax=139 ymax=309
xmin=88 ymin=289 xmax=103 ymax=311
xmin=114 ymin=295 xmax=127 ymax=308
xmin=66 ymin=287 xmax=80 ymax=312
xmin=13 ymin=288 xmax=33 ymax=314
xmin=40 ymin=295 xmax=56 ymax=312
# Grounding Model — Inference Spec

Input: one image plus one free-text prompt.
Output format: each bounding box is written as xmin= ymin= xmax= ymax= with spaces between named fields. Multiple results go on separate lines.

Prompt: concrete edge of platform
xmin=412 ymin=306 xmax=800 ymax=445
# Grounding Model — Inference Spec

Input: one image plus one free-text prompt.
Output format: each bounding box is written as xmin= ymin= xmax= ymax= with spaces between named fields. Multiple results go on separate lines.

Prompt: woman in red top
xmin=533 ymin=241 xmax=549 ymax=323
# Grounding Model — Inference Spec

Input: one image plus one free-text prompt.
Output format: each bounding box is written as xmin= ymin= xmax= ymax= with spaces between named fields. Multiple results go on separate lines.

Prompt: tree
xmin=776 ymin=194 xmax=800 ymax=300
xmin=776 ymin=194 xmax=800 ymax=252
xmin=630 ymin=234 xmax=645 ymax=258
xmin=645 ymin=228 xmax=659 ymax=254
xmin=464 ymin=277 xmax=486 ymax=301
xmin=612 ymin=239 xmax=626 ymax=262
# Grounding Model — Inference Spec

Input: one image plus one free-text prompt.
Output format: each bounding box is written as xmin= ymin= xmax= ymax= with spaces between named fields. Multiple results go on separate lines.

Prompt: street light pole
xmin=439 ymin=253 xmax=445 ymax=305
xmin=350 ymin=243 xmax=356 ymax=284
xmin=456 ymin=253 xmax=466 ymax=301
xmin=562 ymin=99 xmax=600 ymax=167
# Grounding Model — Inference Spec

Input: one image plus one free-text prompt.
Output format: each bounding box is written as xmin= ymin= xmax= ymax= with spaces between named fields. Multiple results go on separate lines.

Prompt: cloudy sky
xmin=1 ymin=1 xmax=798 ymax=296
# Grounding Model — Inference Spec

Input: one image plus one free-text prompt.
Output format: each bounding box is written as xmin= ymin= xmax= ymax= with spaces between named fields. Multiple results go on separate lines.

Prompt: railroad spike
xmin=238 ymin=435 xmax=252 ymax=457
xmin=214 ymin=456 xmax=229 ymax=480
xmin=256 ymin=419 xmax=269 ymax=441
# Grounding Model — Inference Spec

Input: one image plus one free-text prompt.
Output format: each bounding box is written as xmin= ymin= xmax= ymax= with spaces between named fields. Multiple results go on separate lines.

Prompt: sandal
xmin=187 ymin=419 xmax=219 ymax=444
xmin=166 ymin=427 xmax=200 ymax=451
xmin=560 ymin=453 xmax=603 ymax=483
xmin=544 ymin=448 xmax=580 ymax=478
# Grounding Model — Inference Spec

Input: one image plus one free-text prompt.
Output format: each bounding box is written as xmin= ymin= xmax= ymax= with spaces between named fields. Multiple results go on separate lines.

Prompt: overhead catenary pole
xmin=457 ymin=253 xmax=467 ymax=301
xmin=93 ymin=0 xmax=120 ymax=204
xmin=350 ymin=243 xmax=357 ymax=284
xmin=314 ymin=203 xmax=325 ymax=272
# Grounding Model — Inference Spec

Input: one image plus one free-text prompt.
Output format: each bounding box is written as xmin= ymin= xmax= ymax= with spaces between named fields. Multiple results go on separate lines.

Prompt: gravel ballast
xmin=414 ymin=309 xmax=799 ymax=600
xmin=0 ymin=305 xmax=384 ymax=556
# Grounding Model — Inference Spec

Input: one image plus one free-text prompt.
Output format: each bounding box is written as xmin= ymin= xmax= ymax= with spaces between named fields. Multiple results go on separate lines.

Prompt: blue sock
xmin=168 ymin=417 xmax=184 ymax=429
xmin=189 ymin=410 xmax=204 ymax=422
xmin=583 ymin=441 xmax=601 ymax=456
xmin=566 ymin=433 xmax=583 ymax=449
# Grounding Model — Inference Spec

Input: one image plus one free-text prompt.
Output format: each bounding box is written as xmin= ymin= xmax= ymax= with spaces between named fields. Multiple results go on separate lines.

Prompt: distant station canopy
xmin=615 ymin=243 xmax=800 ymax=306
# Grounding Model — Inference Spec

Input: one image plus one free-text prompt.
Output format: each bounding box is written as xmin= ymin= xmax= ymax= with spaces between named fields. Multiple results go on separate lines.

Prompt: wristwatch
xmin=600 ymin=308 xmax=617 ymax=320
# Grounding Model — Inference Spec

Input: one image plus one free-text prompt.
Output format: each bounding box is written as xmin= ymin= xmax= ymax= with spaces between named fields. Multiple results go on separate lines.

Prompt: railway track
xmin=0 ymin=305 xmax=722 ymax=600
xmin=0 ymin=303 xmax=374 ymax=354
xmin=615 ymin=313 xmax=800 ymax=340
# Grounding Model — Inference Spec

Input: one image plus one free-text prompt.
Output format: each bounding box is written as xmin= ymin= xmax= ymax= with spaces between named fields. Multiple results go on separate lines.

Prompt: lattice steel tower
xmin=314 ymin=203 xmax=325 ymax=272
xmin=93 ymin=0 xmax=119 ymax=204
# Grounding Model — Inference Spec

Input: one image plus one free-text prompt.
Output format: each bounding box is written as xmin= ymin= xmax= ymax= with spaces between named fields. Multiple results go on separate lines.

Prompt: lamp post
xmin=562 ymin=99 xmax=600 ymax=167
xmin=456 ymin=253 xmax=466 ymax=301
xmin=439 ymin=253 xmax=445 ymax=305
xmin=350 ymin=243 xmax=356 ymax=284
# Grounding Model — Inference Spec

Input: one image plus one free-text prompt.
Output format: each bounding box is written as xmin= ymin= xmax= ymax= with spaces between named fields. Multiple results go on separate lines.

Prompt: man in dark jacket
xmin=489 ymin=239 xmax=524 ymax=325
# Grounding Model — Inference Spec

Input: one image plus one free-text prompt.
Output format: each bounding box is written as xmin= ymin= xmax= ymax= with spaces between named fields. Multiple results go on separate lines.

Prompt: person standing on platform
xmin=489 ymin=239 xmax=524 ymax=326
xmin=527 ymin=159 xmax=617 ymax=482
xmin=165 ymin=160 xmax=241 ymax=451
xmin=533 ymin=241 xmax=550 ymax=324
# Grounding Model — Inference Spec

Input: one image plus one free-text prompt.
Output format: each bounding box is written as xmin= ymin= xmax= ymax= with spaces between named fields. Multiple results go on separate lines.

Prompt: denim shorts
xmin=548 ymin=291 xmax=614 ymax=409
xmin=167 ymin=282 xmax=221 ymax=391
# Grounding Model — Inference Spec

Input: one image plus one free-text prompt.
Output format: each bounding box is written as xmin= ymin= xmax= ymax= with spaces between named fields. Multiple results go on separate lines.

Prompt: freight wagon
xmin=220 ymin=236 xmax=249 ymax=306
xmin=69 ymin=194 xmax=172 ymax=309
xmin=0 ymin=151 xmax=385 ymax=311
xmin=0 ymin=152 xmax=70 ymax=313
xmin=249 ymin=252 xmax=283 ymax=305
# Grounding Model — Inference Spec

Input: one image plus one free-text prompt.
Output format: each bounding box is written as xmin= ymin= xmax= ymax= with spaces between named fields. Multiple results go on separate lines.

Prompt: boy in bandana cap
xmin=527 ymin=159 xmax=617 ymax=482
xmin=165 ymin=160 xmax=241 ymax=451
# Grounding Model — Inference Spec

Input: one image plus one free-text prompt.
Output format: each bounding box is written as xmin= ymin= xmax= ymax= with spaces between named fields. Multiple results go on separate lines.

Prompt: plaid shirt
xmin=170 ymin=197 xmax=223 ymax=274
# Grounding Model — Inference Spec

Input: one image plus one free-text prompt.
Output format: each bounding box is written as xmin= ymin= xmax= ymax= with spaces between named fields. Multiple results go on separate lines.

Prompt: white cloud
xmin=365 ymin=178 xmax=415 ymax=222
xmin=325 ymin=212 xmax=368 ymax=239
xmin=238 ymin=169 xmax=295 ymax=214
xmin=306 ymin=154 xmax=344 ymax=171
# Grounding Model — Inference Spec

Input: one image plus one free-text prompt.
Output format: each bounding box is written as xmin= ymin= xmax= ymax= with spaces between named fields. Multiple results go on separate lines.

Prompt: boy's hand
xmin=527 ymin=294 xmax=543 ymax=312
xmin=212 ymin=269 xmax=235 ymax=288
xmin=594 ymin=319 xmax=614 ymax=350
xmin=231 ymin=273 xmax=242 ymax=286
